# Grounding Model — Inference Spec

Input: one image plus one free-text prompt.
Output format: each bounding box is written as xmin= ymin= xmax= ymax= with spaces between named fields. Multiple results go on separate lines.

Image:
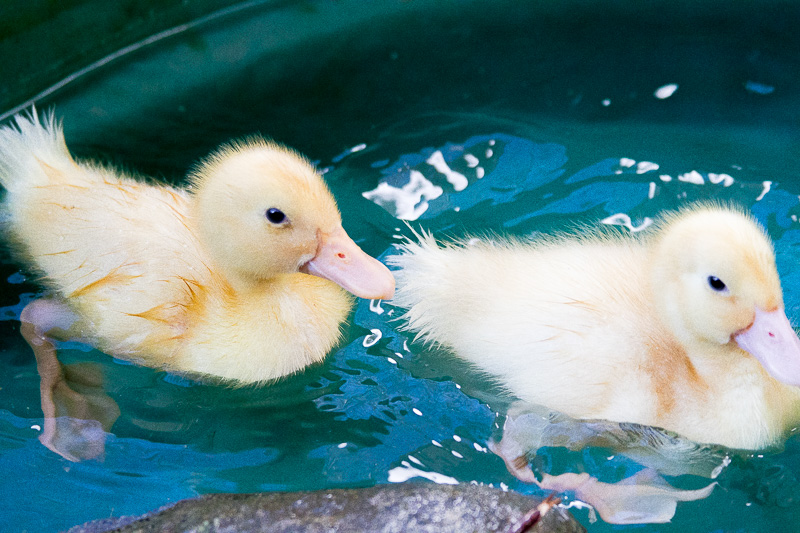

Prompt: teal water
xmin=1 ymin=1 xmax=800 ymax=531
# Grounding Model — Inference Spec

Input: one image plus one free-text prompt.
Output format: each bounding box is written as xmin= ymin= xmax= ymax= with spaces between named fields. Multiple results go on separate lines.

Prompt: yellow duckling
xmin=0 ymin=111 xmax=395 ymax=384
xmin=390 ymin=205 xmax=800 ymax=449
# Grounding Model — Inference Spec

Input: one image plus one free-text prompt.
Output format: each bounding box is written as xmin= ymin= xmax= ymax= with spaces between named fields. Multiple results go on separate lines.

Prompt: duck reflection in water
xmin=21 ymin=305 xmax=120 ymax=461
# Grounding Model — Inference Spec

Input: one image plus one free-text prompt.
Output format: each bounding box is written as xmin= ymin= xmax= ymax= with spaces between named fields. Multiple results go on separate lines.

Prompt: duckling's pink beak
xmin=301 ymin=227 xmax=395 ymax=300
xmin=735 ymin=307 xmax=800 ymax=387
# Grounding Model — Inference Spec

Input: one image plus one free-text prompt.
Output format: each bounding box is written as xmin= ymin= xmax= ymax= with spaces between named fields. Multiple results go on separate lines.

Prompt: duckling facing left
xmin=0 ymin=111 xmax=395 ymax=384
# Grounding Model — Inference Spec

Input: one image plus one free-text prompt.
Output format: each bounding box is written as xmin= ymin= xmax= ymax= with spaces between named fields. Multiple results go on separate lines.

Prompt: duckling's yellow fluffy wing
xmin=0 ymin=112 xmax=208 ymax=355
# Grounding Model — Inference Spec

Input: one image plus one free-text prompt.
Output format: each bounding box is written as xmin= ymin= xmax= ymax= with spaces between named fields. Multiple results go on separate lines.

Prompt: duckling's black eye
xmin=708 ymin=276 xmax=727 ymax=292
xmin=266 ymin=208 xmax=287 ymax=225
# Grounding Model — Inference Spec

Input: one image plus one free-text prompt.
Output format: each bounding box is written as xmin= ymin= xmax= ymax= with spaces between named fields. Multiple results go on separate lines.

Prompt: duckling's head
xmin=649 ymin=205 xmax=800 ymax=386
xmin=189 ymin=138 xmax=394 ymax=299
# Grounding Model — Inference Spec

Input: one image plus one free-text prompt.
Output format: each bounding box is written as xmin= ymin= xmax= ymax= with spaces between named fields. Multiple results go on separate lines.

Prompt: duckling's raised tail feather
xmin=0 ymin=110 xmax=71 ymax=192
xmin=388 ymin=230 xmax=454 ymax=342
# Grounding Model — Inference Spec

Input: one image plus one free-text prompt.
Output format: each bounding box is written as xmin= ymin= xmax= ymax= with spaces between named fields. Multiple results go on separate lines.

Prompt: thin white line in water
xmin=0 ymin=0 xmax=273 ymax=122
xmin=756 ymin=181 xmax=772 ymax=201
xmin=387 ymin=465 xmax=458 ymax=485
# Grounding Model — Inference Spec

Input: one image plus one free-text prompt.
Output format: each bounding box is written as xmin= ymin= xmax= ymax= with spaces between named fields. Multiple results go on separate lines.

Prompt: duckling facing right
xmin=0 ymin=111 xmax=395 ymax=384
xmin=390 ymin=205 xmax=800 ymax=449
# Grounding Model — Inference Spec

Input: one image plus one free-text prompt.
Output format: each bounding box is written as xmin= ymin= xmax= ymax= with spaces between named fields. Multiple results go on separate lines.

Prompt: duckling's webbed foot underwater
xmin=489 ymin=407 xmax=723 ymax=524
xmin=21 ymin=298 xmax=119 ymax=462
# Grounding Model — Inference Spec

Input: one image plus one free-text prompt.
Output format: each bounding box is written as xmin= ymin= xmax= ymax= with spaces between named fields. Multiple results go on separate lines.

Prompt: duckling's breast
xmin=171 ymin=273 xmax=353 ymax=383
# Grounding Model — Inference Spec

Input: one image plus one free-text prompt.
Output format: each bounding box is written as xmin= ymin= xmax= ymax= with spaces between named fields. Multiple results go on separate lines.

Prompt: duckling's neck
xmin=216 ymin=271 xmax=353 ymax=335
xmin=223 ymin=270 xmax=277 ymax=295
xmin=646 ymin=275 xmax=696 ymax=352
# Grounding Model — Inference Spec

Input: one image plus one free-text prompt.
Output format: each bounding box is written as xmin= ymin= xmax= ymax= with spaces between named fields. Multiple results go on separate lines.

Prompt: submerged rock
xmin=68 ymin=483 xmax=585 ymax=533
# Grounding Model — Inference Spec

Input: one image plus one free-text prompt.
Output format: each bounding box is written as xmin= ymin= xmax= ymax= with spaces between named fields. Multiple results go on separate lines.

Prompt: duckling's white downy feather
xmin=0 ymin=111 xmax=70 ymax=192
